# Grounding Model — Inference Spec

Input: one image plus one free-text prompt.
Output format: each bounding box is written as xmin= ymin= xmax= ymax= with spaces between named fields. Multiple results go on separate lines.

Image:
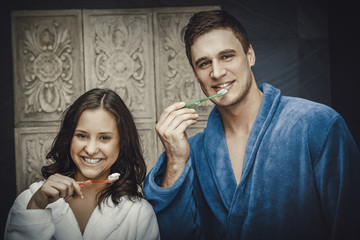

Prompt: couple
xmin=5 ymin=10 xmax=360 ymax=240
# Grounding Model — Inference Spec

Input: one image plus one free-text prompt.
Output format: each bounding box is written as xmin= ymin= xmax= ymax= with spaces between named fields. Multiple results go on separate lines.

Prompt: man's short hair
xmin=184 ymin=10 xmax=251 ymax=68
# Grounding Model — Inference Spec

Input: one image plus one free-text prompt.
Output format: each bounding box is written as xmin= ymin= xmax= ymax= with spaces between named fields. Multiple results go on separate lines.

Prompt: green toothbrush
xmin=184 ymin=89 xmax=228 ymax=108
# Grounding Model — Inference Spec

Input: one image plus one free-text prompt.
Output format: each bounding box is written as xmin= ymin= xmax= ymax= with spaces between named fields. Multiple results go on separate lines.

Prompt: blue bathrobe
xmin=144 ymin=83 xmax=360 ymax=240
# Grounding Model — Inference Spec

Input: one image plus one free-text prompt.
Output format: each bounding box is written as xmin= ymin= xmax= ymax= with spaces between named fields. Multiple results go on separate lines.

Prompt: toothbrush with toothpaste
xmin=78 ymin=173 xmax=120 ymax=187
xmin=184 ymin=89 xmax=228 ymax=108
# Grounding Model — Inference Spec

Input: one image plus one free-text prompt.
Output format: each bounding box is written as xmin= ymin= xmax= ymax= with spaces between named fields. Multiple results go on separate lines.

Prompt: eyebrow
xmin=219 ymin=49 xmax=236 ymax=56
xmin=194 ymin=57 xmax=208 ymax=67
xmin=74 ymin=129 xmax=115 ymax=135
xmin=194 ymin=49 xmax=237 ymax=67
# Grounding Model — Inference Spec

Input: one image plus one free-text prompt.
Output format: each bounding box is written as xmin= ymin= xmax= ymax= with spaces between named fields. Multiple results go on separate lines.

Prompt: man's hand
xmin=155 ymin=102 xmax=199 ymax=188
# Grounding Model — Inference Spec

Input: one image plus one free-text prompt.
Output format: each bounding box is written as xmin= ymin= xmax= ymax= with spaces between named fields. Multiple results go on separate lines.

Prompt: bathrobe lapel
xmin=83 ymin=197 xmax=133 ymax=239
xmin=203 ymin=108 xmax=237 ymax=210
xmin=236 ymin=84 xmax=281 ymax=192
xmin=226 ymin=83 xmax=281 ymax=236
xmin=195 ymin=83 xmax=281 ymax=218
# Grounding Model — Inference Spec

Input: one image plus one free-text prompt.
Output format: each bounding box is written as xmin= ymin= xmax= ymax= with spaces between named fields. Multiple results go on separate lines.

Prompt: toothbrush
xmin=79 ymin=173 xmax=121 ymax=187
xmin=184 ymin=89 xmax=228 ymax=108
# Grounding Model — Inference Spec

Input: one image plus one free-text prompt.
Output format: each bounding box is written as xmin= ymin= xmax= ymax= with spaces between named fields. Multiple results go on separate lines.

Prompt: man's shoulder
xmin=280 ymin=96 xmax=339 ymax=122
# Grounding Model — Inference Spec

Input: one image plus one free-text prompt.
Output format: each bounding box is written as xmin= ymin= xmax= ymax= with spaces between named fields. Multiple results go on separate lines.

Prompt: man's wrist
xmin=161 ymin=160 xmax=186 ymax=188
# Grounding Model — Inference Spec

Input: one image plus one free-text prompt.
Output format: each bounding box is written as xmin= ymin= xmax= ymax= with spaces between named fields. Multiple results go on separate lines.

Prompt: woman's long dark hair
xmin=42 ymin=88 xmax=146 ymax=205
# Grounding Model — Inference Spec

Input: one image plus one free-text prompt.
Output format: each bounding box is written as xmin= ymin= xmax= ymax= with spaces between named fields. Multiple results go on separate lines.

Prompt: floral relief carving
xmin=92 ymin=16 xmax=148 ymax=111
xmin=13 ymin=7 xmax=220 ymax=195
xmin=138 ymin=128 xmax=157 ymax=171
xmin=23 ymin=136 xmax=54 ymax=192
xmin=22 ymin=21 xmax=74 ymax=113
xmin=158 ymin=13 xmax=213 ymax=113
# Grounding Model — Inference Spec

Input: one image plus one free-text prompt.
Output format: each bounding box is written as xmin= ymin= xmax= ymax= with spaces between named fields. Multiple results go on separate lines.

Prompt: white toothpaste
xmin=108 ymin=172 xmax=121 ymax=181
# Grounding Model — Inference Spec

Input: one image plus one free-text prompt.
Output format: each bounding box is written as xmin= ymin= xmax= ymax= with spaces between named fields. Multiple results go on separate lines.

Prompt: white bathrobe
xmin=5 ymin=181 xmax=160 ymax=240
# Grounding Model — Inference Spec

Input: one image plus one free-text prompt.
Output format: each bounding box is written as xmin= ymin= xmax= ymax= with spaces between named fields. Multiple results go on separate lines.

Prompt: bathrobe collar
xmin=49 ymin=195 xmax=135 ymax=239
xmin=82 ymin=197 xmax=135 ymax=239
xmin=202 ymin=83 xmax=281 ymax=209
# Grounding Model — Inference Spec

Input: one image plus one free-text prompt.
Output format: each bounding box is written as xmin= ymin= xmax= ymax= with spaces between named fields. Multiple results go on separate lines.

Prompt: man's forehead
xmin=191 ymin=30 xmax=242 ymax=54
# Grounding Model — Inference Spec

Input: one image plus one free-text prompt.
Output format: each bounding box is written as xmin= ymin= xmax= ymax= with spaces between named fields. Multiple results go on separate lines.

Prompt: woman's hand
xmin=27 ymin=173 xmax=83 ymax=209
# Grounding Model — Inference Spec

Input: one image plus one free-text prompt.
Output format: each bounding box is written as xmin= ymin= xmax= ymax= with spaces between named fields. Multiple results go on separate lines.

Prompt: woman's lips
xmin=82 ymin=157 xmax=102 ymax=164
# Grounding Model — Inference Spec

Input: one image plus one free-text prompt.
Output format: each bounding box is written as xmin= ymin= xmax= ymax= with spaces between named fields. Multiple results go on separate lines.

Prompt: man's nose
xmin=210 ymin=60 xmax=227 ymax=79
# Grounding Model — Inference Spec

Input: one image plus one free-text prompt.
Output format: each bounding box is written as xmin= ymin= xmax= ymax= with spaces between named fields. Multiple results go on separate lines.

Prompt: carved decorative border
xmin=12 ymin=7 xmax=221 ymax=194
xmin=135 ymin=122 xmax=159 ymax=172
xmin=83 ymin=9 xmax=155 ymax=122
xmin=14 ymin=126 xmax=59 ymax=194
xmin=12 ymin=10 xmax=84 ymax=126
xmin=153 ymin=6 xmax=221 ymax=121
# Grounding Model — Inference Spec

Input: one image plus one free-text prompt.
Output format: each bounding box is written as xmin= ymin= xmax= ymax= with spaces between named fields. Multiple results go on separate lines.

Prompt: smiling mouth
xmin=213 ymin=81 xmax=234 ymax=89
xmin=83 ymin=157 xmax=102 ymax=164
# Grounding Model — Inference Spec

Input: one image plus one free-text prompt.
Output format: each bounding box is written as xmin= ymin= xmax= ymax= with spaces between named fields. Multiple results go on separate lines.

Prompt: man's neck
xmin=219 ymin=86 xmax=263 ymax=135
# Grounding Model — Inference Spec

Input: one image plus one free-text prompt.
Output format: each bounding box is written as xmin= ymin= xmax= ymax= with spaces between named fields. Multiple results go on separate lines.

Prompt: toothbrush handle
xmin=79 ymin=178 xmax=119 ymax=187
xmin=184 ymin=95 xmax=217 ymax=108
xmin=185 ymin=100 xmax=201 ymax=108
xmin=79 ymin=180 xmax=92 ymax=187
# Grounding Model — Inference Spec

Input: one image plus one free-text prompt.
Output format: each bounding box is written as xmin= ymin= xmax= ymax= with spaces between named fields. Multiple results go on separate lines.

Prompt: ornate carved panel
xmin=136 ymin=123 xmax=158 ymax=172
xmin=12 ymin=10 xmax=84 ymax=126
xmin=12 ymin=6 xmax=220 ymax=194
xmin=153 ymin=6 xmax=220 ymax=121
xmin=14 ymin=127 xmax=59 ymax=194
xmin=83 ymin=9 xmax=155 ymax=122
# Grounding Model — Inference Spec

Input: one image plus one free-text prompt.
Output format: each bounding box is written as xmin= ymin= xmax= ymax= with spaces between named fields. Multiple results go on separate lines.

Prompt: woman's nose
xmin=84 ymin=140 xmax=99 ymax=155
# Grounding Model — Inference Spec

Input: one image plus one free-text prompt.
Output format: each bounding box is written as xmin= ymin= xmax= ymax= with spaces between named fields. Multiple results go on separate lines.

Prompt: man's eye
xmin=222 ymin=54 xmax=233 ymax=60
xmin=199 ymin=61 xmax=210 ymax=68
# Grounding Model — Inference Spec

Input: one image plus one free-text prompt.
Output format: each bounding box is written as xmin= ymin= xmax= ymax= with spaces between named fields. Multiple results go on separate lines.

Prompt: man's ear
xmin=247 ymin=44 xmax=256 ymax=67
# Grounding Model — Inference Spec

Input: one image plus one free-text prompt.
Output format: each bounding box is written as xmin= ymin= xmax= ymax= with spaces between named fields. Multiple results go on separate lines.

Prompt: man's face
xmin=191 ymin=28 xmax=255 ymax=108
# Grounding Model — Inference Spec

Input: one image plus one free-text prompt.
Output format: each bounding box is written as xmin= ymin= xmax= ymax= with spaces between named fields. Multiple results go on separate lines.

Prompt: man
xmin=144 ymin=10 xmax=360 ymax=240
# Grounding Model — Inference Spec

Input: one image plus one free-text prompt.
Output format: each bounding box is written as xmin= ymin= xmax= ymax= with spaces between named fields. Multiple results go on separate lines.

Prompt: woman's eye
xmin=100 ymin=136 xmax=111 ymax=141
xmin=76 ymin=134 xmax=87 ymax=139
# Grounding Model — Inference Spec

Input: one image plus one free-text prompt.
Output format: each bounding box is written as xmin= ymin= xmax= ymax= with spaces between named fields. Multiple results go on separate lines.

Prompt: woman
xmin=5 ymin=88 xmax=160 ymax=239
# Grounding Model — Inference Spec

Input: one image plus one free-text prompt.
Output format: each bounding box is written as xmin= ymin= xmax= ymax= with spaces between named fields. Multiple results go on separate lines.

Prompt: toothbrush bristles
xmin=217 ymin=89 xmax=228 ymax=96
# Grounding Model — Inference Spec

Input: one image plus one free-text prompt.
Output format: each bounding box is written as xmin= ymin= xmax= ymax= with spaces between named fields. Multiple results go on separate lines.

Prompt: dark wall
xmin=1 ymin=0 xmax=359 ymax=237
xmin=0 ymin=2 xmax=16 ymax=238
xmin=328 ymin=1 xmax=360 ymax=148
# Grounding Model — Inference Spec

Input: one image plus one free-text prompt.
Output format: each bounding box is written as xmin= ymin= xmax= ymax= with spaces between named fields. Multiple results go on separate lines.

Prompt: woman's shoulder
xmin=12 ymin=180 xmax=45 ymax=210
xmin=17 ymin=180 xmax=45 ymax=198
xmin=121 ymin=196 xmax=153 ymax=209
xmin=28 ymin=180 xmax=45 ymax=193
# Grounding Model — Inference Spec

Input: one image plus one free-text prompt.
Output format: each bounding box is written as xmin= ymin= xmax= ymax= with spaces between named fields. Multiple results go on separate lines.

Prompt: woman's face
xmin=70 ymin=108 xmax=120 ymax=181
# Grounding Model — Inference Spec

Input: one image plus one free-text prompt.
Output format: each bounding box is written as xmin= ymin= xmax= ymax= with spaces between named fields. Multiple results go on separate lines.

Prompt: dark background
xmin=1 ymin=0 xmax=359 ymax=237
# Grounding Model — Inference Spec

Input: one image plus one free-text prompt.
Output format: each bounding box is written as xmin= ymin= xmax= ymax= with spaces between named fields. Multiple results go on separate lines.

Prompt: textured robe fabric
xmin=144 ymin=83 xmax=360 ymax=240
xmin=5 ymin=181 xmax=160 ymax=240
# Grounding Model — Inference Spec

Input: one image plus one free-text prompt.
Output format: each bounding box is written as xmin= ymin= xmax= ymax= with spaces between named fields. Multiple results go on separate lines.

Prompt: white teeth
xmin=84 ymin=158 xmax=101 ymax=164
xmin=216 ymin=82 xmax=231 ymax=88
